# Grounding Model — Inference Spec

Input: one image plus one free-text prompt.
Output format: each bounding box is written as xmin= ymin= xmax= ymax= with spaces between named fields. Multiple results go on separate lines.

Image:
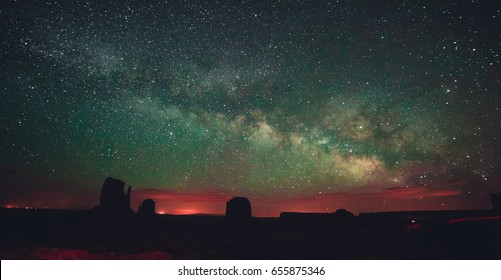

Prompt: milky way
xmin=1 ymin=1 xmax=500 ymax=216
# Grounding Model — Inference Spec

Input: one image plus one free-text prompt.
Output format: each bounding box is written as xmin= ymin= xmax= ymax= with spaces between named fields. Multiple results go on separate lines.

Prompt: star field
xmin=1 ymin=0 xmax=500 ymax=216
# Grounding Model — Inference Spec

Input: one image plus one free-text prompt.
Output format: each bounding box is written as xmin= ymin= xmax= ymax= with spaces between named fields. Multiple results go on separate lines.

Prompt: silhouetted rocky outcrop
xmin=492 ymin=192 xmax=501 ymax=212
xmin=225 ymin=197 xmax=252 ymax=222
xmin=91 ymin=177 xmax=133 ymax=215
xmin=333 ymin=208 xmax=355 ymax=219
xmin=138 ymin=199 xmax=156 ymax=216
xmin=279 ymin=209 xmax=358 ymax=229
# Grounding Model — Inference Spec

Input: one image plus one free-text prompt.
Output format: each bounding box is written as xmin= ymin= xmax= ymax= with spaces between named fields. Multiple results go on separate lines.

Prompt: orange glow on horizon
xmin=173 ymin=209 xmax=200 ymax=215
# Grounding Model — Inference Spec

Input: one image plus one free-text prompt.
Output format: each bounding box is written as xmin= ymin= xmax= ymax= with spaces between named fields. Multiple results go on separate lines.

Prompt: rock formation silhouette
xmin=138 ymin=199 xmax=156 ymax=216
xmin=491 ymin=192 xmax=501 ymax=212
xmin=279 ymin=209 xmax=358 ymax=229
xmin=92 ymin=177 xmax=133 ymax=215
xmin=225 ymin=197 xmax=252 ymax=222
xmin=333 ymin=208 xmax=355 ymax=219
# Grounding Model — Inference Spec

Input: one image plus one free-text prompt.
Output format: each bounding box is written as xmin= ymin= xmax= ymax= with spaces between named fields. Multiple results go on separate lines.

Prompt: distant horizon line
xmin=1 ymin=204 xmax=495 ymax=218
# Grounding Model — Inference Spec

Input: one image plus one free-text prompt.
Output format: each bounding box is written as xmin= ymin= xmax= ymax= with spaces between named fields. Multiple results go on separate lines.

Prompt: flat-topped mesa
xmin=225 ymin=197 xmax=252 ymax=222
xmin=138 ymin=199 xmax=156 ymax=216
xmin=97 ymin=177 xmax=132 ymax=213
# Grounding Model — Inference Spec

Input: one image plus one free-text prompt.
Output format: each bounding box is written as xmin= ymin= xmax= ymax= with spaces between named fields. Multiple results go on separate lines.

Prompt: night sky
xmin=1 ymin=0 xmax=500 ymax=216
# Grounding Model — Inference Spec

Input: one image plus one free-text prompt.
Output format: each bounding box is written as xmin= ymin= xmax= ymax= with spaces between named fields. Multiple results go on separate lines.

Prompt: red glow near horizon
xmin=2 ymin=183 xmax=486 ymax=217
xmin=172 ymin=209 xmax=200 ymax=215
xmin=129 ymin=185 xmax=468 ymax=217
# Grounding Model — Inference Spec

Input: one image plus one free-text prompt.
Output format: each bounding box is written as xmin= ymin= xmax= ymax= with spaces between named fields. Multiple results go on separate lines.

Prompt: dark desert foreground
xmin=1 ymin=207 xmax=500 ymax=260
